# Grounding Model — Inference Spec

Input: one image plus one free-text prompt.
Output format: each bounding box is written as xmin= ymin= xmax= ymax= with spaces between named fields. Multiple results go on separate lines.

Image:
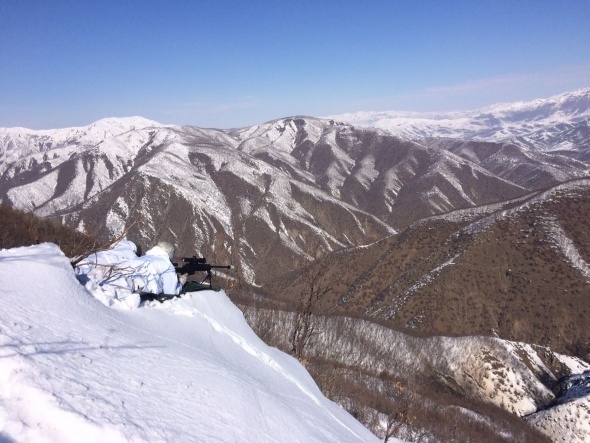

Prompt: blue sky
xmin=1 ymin=0 xmax=589 ymax=129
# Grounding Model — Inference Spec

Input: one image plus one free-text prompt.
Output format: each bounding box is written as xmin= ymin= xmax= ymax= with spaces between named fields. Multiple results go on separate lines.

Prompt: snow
xmin=557 ymin=355 xmax=590 ymax=375
xmin=6 ymin=169 xmax=60 ymax=211
xmin=327 ymin=88 xmax=590 ymax=149
xmin=0 ymin=117 xmax=161 ymax=170
xmin=438 ymin=178 xmax=590 ymax=236
xmin=352 ymin=155 xmax=379 ymax=191
xmin=526 ymin=370 xmax=590 ymax=443
xmin=542 ymin=216 xmax=590 ymax=279
xmin=0 ymin=243 xmax=382 ymax=442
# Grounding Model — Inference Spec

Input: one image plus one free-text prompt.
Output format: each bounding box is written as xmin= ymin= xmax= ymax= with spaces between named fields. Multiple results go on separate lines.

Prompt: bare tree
xmin=383 ymin=380 xmax=417 ymax=443
xmin=70 ymin=222 xmax=137 ymax=267
xmin=290 ymin=261 xmax=332 ymax=362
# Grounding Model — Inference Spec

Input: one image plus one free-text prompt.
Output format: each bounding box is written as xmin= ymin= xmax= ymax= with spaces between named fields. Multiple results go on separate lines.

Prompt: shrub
xmin=0 ymin=202 xmax=98 ymax=257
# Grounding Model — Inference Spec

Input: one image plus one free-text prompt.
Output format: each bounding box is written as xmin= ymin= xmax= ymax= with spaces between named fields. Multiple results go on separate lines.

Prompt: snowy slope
xmin=0 ymin=243 xmax=383 ymax=443
xmin=327 ymin=88 xmax=590 ymax=150
xmin=526 ymin=371 xmax=590 ymax=443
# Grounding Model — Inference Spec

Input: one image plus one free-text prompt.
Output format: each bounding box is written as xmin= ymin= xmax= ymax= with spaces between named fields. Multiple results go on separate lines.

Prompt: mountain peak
xmin=82 ymin=116 xmax=163 ymax=138
xmin=91 ymin=116 xmax=162 ymax=130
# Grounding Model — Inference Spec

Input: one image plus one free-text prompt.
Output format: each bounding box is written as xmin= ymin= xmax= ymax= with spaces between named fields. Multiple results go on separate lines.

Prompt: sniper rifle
xmin=174 ymin=256 xmax=231 ymax=289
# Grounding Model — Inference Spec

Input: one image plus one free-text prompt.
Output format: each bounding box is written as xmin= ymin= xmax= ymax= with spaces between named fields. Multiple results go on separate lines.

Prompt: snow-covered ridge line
xmin=451 ymin=178 xmax=590 ymax=236
xmin=327 ymin=88 xmax=590 ymax=146
xmin=0 ymin=116 xmax=163 ymax=133
xmin=0 ymin=117 xmax=165 ymax=173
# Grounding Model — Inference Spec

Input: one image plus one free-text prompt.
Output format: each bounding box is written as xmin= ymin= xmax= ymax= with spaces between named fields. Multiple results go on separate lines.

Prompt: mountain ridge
xmin=268 ymin=178 xmax=590 ymax=358
xmin=327 ymin=88 xmax=590 ymax=148
xmin=1 ymin=92 xmax=589 ymax=286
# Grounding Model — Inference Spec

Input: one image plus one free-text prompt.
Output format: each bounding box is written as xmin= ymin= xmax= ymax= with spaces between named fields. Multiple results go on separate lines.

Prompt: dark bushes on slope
xmin=0 ymin=202 xmax=98 ymax=257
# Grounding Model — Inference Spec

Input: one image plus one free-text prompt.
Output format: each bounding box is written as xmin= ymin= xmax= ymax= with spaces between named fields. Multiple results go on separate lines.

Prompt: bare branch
xmin=70 ymin=221 xmax=138 ymax=267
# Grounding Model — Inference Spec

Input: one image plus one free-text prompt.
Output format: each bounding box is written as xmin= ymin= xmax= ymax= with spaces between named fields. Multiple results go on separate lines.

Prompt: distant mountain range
xmin=2 ymin=88 xmax=589 ymax=287
xmin=328 ymin=88 xmax=590 ymax=157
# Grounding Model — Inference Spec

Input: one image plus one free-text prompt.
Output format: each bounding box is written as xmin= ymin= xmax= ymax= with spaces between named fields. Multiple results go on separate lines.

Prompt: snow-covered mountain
xmin=2 ymin=108 xmax=587 ymax=286
xmin=328 ymin=88 xmax=590 ymax=154
xmin=526 ymin=370 xmax=590 ymax=441
xmin=0 ymin=118 xmax=399 ymax=285
xmin=420 ymin=138 xmax=588 ymax=190
xmin=0 ymin=242 xmax=385 ymax=442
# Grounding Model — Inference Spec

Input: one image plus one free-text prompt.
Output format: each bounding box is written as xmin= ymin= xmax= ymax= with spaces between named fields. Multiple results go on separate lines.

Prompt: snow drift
xmin=0 ymin=243 xmax=383 ymax=442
